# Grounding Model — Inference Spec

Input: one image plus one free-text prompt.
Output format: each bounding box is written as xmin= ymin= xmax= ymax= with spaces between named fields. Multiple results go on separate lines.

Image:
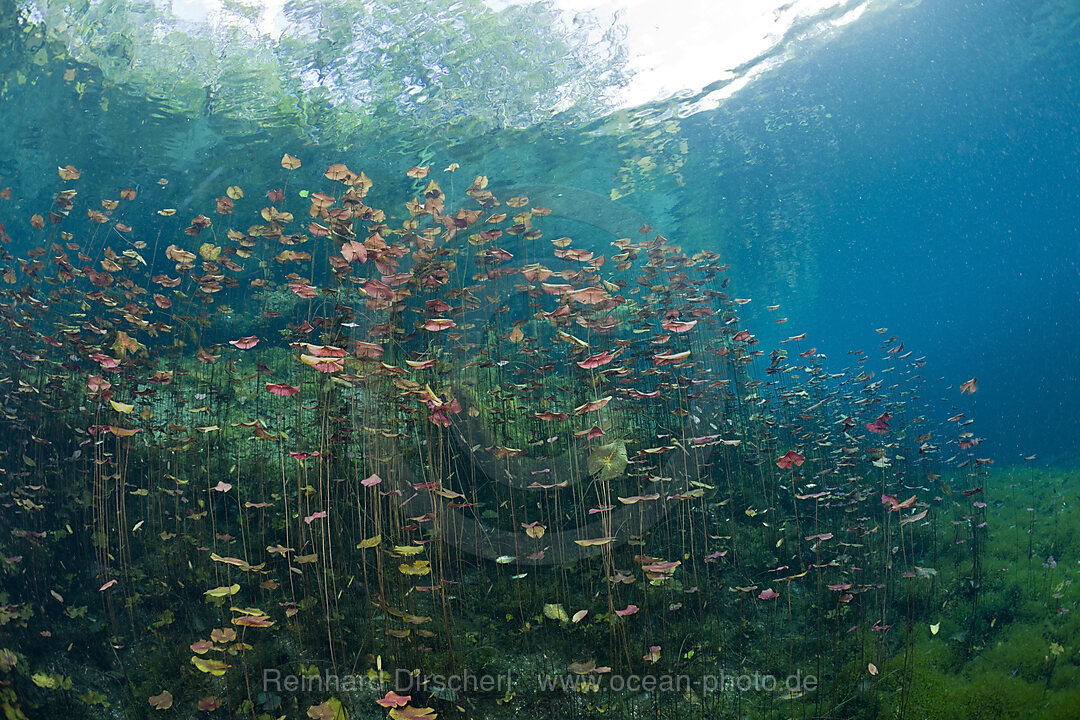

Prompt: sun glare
xmin=165 ymin=0 xmax=878 ymax=110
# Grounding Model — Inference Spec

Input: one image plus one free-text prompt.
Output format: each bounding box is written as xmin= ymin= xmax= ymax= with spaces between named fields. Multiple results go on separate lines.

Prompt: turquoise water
xmin=0 ymin=1 xmax=1077 ymax=718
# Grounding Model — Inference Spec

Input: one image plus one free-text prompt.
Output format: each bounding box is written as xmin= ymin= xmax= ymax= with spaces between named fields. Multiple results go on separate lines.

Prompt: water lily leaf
xmin=32 ymin=671 xmax=60 ymax=689
xmin=399 ymin=560 xmax=431 ymax=576
xmin=356 ymin=535 xmax=381 ymax=549
xmin=574 ymin=537 xmax=614 ymax=547
xmin=390 ymin=706 xmax=436 ymax=720
xmin=204 ymin=584 xmax=240 ymax=598
xmin=148 ymin=691 xmax=173 ymax=710
xmin=587 ymin=440 xmax=627 ymax=481
xmin=190 ymin=656 xmax=230 ymax=676
xmin=543 ymin=603 xmax=569 ymax=623
xmin=231 ymin=614 xmax=275 ymax=627
xmin=198 ymin=696 xmax=222 ymax=711
xmin=308 ymin=702 xmax=334 ymax=719
xmin=377 ymin=691 xmax=411 ymax=708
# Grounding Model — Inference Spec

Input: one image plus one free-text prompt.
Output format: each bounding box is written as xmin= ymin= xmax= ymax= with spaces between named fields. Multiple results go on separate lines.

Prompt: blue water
xmin=687 ymin=0 xmax=1080 ymax=466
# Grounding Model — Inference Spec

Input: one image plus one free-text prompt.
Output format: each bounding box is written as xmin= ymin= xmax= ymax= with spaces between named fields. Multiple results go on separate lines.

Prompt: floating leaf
xmin=900 ymin=508 xmax=929 ymax=526
xmin=390 ymin=706 xmax=437 ymax=720
xmin=210 ymin=553 xmax=252 ymax=568
xmin=204 ymin=584 xmax=240 ymax=598
xmin=300 ymin=354 xmax=344 ymax=373
xmin=573 ymin=396 xmax=611 ymax=415
xmin=399 ymin=560 xmax=431 ymax=576
xmin=210 ymin=627 xmax=236 ymax=644
xmin=190 ymin=639 xmax=212 ymax=654
xmin=574 ymin=537 xmax=614 ymax=547
xmin=543 ymin=604 xmax=569 ymax=622
xmin=308 ymin=702 xmax=334 ymax=720
xmin=776 ymin=450 xmax=805 ymax=469
xmin=324 ymin=163 xmax=353 ymax=181
xmin=198 ymin=696 xmax=222 ymax=711
xmin=109 ymin=400 xmax=134 ymax=414
xmin=423 ymin=318 xmax=456 ymax=332
xmin=522 ymin=522 xmax=546 ymax=539
xmin=229 ymin=336 xmax=259 ymax=349
xmin=377 ymin=691 xmax=411 ymax=708
xmin=356 ymin=535 xmax=381 ymax=549
xmin=32 ymin=671 xmax=62 ymax=689
xmin=341 ymin=239 xmax=367 ymax=263
xmin=586 ymin=440 xmax=628 ymax=482
xmin=148 ymin=691 xmax=173 ymax=710
xmin=191 ymin=656 xmax=230 ymax=676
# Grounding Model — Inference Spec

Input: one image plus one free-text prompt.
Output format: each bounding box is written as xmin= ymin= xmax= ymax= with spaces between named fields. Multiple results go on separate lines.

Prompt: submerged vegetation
xmin=0 ymin=156 xmax=1075 ymax=720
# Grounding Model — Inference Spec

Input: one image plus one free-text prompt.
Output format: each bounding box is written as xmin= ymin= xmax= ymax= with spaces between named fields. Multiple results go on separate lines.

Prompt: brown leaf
xmin=148 ymin=691 xmax=173 ymax=710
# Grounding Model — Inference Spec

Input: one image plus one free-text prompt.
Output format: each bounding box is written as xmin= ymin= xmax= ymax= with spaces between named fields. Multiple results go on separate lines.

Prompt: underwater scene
xmin=1 ymin=0 xmax=1078 ymax=718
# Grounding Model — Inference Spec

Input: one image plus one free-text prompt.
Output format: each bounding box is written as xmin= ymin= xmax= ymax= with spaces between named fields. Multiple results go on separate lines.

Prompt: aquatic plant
xmin=0 ymin=157 xmax=1074 ymax=720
